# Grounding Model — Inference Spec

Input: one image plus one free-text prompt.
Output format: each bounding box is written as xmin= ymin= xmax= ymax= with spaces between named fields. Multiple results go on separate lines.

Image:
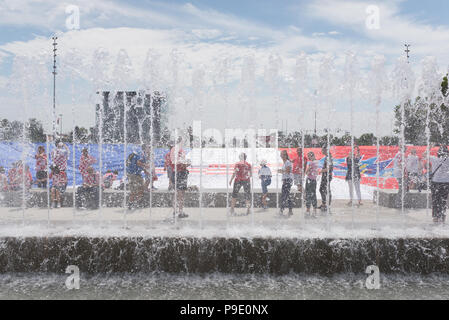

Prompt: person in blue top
xmin=126 ymin=145 xmax=149 ymax=209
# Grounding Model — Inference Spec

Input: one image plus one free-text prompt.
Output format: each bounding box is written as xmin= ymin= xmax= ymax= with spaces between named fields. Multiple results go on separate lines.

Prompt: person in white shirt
xmin=429 ymin=145 xmax=449 ymax=223
xmin=406 ymin=148 xmax=421 ymax=191
xmin=277 ymin=150 xmax=293 ymax=216
xmin=258 ymin=160 xmax=272 ymax=210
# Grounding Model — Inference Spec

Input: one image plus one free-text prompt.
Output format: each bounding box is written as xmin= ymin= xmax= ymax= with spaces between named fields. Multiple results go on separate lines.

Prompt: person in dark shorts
xmin=35 ymin=146 xmax=48 ymax=188
xmin=75 ymin=166 xmax=100 ymax=210
xmin=164 ymin=142 xmax=175 ymax=191
xmin=126 ymin=149 xmax=147 ymax=209
xmin=305 ymin=151 xmax=319 ymax=218
xmin=170 ymin=137 xmax=190 ymax=219
xmin=49 ymin=165 xmax=67 ymax=208
xmin=258 ymin=159 xmax=271 ymax=210
xmin=319 ymin=145 xmax=333 ymax=213
xmin=229 ymin=153 xmax=252 ymax=215
xmin=278 ymin=150 xmax=293 ymax=217
xmin=429 ymin=145 xmax=449 ymax=223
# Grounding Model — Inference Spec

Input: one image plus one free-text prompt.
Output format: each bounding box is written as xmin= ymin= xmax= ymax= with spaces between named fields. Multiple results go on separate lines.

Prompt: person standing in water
xmin=292 ymin=147 xmax=307 ymax=192
xmin=429 ymin=145 xmax=449 ymax=224
xmin=35 ymin=146 xmax=48 ymax=189
xmin=170 ymin=137 xmax=190 ymax=219
xmin=319 ymin=145 xmax=333 ymax=213
xmin=258 ymin=159 xmax=271 ymax=210
xmin=305 ymin=151 xmax=319 ymax=218
xmin=229 ymin=152 xmax=252 ymax=216
xmin=346 ymin=145 xmax=362 ymax=207
xmin=278 ymin=150 xmax=293 ymax=217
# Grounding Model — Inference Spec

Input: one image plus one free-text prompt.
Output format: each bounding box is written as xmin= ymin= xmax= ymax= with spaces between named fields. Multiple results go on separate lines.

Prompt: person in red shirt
xmin=35 ymin=146 xmax=48 ymax=188
xmin=79 ymin=148 xmax=97 ymax=184
xmin=229 ymin=152 xmax=252 ymax=215
xmin=49 ymin=165 xmax=68 ymax=208
xmin=292 ymin=147 xmax=307 ymax=192
xmin=8 ymin=161 xmax=32 ymax=191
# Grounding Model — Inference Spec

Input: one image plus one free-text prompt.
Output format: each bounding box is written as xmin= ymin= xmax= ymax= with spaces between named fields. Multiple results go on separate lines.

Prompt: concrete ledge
xmin=0 ymin=190 xmax=303 ymax=208
xmin=374 ymin=190 xmax=431 ymax=209
xmin=0 ymin=237 xmax=448 ymax=274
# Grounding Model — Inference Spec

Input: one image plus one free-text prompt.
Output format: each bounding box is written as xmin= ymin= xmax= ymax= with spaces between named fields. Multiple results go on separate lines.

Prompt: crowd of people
xmin=0 ymin=139 xmax=448 ymax=224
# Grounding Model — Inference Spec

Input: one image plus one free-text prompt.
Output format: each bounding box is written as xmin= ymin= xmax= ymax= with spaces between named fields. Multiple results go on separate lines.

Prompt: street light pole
xmin=52 ymin=36 xmax=58 ymax=138
xmin=404 ymin=43 xmax=411 ymax=64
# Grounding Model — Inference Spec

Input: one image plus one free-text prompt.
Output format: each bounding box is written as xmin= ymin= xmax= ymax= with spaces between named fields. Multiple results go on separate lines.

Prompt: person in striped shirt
xmin=79 ymin=148 xmax=97 ymax=184
xmin=75 ymin=166 xmax=100 ymax=209
xmin=49 ymin=165 xmax=67 ymax=208
xmin=51 ymin=141 xmax=69 ymax=172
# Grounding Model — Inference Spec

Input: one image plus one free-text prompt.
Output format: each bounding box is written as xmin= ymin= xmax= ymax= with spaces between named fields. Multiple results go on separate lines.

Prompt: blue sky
xmin=0 ymin=0 xmax=448 ymax=136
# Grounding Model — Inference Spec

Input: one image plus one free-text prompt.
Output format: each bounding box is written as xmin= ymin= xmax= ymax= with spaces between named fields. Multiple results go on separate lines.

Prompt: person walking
xmin=319 ymin=145 xmax=333 ymax=213
xmin=229 ymin=152 xmax=252 ymax=216
xmin=126 ymin=148 xmax=147 ymax=209
xmin=258 ymin=159 xmax=272 ymax=210
xmin=164 ymin=142 xmax=174 ymax=191
xmin=278 ymin=150 xmax=293 ymax=217
xmin=429 ymin=145 xmax=449 ymax=223
xmin=292 ymin=147 xmax=307 ymax=192
xmin=346 ymin=146 xmax=362 ymax=207
xmin=35 ymin=146 xmax=48 ymax=188
xmin=49 ymin=164 xmax=67 ymax=208
xmin=305 ymin=151 xmax=319 ymax=218
xmin=170 ymin=137 xmax=190 ymax=219
xmin=79 ymin=148 xmax=97 ymax=184
xmin=406 ymin=148 xmax=421 ymax=191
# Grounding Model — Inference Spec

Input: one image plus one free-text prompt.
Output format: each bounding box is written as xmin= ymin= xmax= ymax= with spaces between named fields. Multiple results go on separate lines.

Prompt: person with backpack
xmin=126 ymin=148 xmax=147 ymax=209
xmin=258 ymin=159 xmax=271 ymax=210
xmin=429 ymin=145 xmax=449 ymax=223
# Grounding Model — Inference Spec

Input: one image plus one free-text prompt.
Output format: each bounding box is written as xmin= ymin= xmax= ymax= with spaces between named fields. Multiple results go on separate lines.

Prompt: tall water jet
xmin=112 ymin=48 xmax=132 ymax=226
xmin=192 ymin=66 xmax=205 ymax=228
xmin=169 ymin=49 xmax=180 ymax=225
xmin=240 ymin=54 xmax=256 ymax=221
xmin=319 ymin=54 xmax=336 ymax=230
xmin=370 ymin=55 xmax=387 ymax=229
xmin=344 ymin=51 xmax=359 ymax=229
xmin=214 ymin=57 xmax=230 ymax=223
xmin=420 ymin=57 xmax=442 ymax=216
xmin=293 ymin=52 xmax=308 ymax=221
xmin=391 ymin=56 xmax=416 ymax=221
xmin=142 ymin=49 xmax=162 ymax=226
xmin=265 ymin=54 xmax=282 ymax=211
